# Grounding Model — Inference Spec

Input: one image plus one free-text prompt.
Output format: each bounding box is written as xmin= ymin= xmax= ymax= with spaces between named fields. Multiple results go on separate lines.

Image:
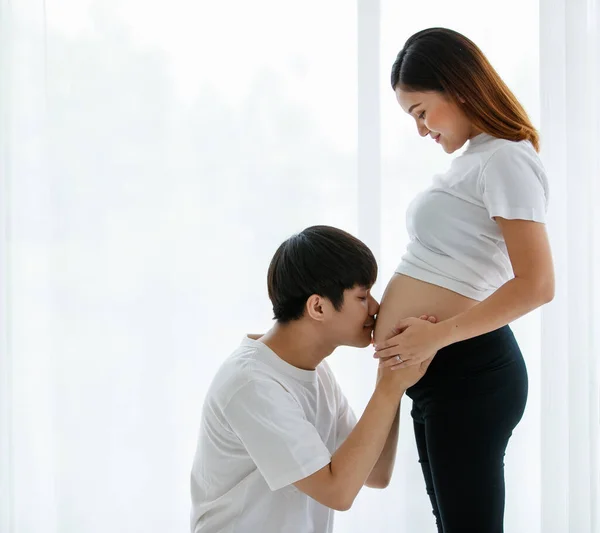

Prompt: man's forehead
xmin=348 ymin=284 xmax=372 ymax=291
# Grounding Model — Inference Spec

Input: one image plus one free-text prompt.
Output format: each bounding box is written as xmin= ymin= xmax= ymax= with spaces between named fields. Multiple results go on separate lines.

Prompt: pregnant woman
xmin=372 ymin=28 xmax=554 ymax=533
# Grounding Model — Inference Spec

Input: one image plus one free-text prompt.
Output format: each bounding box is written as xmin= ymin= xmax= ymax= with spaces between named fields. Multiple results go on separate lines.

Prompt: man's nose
xmin=369 ymin=295 xmax=380 ymax=316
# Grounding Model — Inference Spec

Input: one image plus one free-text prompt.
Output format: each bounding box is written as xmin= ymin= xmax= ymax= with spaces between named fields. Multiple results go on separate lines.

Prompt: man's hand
xmin=378 ymin=354 xmax=434 ymax=390
xmin=373 ymin=316 xmax=446 ymax=370
xmin=418 ymin=314 xmax=438 ymax=324
xmin=377 ymin=315 xmax=437 ymax=385
xmin=376 ymin=314 xmax=437 ymax=388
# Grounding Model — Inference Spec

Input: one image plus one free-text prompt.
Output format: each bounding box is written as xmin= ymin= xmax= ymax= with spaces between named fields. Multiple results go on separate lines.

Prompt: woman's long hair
xmin=391 ymin=28 xmax=539 ymax=152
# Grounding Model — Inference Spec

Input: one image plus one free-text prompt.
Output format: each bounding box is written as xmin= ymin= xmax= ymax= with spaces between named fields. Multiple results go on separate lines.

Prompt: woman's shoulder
xmin=487 ymin=139 xmax=543 ymax=173
xmin=477 ymin=134 xmax=539 ymax=158
xmin=465 ymin=135 xmax=544 ymax=177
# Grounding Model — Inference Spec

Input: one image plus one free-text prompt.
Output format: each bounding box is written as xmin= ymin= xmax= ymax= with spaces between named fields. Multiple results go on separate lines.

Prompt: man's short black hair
xmin=267 ymin=225 xmax=377 ymax=323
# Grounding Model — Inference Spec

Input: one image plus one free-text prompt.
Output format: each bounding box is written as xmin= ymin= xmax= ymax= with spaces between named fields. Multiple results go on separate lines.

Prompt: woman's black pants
xmin=407 ymin=326 xmax=528 ymax=533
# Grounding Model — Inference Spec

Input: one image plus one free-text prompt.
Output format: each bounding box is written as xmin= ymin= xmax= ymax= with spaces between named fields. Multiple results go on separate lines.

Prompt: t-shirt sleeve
xmin=223 ymin=380 xmax=331 ymax=491
xmin=480 ymin=144 xmax=549 ymax=223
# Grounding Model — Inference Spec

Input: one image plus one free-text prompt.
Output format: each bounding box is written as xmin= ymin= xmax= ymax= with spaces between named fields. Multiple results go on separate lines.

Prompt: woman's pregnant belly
xmin=373 ymin=273 xmax=478 ymax=345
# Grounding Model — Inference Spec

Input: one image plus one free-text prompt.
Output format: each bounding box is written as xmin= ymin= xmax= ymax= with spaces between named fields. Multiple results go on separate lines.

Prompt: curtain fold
xmin=0 ymin=1 xmax=597 ymax=532
xmin=540 ymin=0 xmax=600 ymax=531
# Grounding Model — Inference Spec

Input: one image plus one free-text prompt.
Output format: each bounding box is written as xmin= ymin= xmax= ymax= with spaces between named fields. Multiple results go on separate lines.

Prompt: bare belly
xmin=373 ymin=274 xmax=478 ymax=345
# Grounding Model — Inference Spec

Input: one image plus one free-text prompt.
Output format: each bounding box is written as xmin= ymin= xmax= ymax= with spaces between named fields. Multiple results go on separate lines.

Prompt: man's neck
xmin=257 ymin=321 xmax=335 ymax=371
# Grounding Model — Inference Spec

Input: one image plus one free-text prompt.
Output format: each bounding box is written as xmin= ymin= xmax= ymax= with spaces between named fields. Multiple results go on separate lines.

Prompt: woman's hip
xmin=407 ymin=326 xmax=528 ymax=419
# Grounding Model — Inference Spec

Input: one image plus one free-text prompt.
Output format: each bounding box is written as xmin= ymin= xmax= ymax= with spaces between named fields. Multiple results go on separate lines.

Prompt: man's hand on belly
xmin=373 ymin=316 xmax=443 ymax=370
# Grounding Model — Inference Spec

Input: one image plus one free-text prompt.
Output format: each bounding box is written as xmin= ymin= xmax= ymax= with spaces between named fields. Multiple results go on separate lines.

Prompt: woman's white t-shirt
xmin=396 ymin=133 xmax=549 ymax=300
xmin=190 ymin=336 xmax=357 ymax=533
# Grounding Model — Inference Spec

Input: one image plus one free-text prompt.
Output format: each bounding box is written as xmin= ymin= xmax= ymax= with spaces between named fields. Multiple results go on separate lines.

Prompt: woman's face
xmin=395 ymin=88 xmax=480 ymax=154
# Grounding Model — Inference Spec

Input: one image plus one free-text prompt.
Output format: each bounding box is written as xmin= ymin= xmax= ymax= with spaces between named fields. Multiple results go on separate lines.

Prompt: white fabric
xmin=539 ymin=0 xmax=600 ymax=531
xmin=190 ymin=336 xmax=357 ymax=533
xmin=396 ymin=134 xmax=549 ymax=300
xmin=1 ymin=1 xmax=597 ymax=533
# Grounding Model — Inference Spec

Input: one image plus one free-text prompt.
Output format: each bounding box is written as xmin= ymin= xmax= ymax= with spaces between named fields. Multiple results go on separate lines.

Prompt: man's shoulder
xmin=316 ymin=360 xmax=341 ymax=391
xmin=206 ymin=340 xmax=285 ymax=408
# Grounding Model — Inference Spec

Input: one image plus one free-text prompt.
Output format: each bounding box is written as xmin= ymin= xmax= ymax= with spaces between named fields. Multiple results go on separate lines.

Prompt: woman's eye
xmin=358 ymin=296 xmax=367 ymax=301
xmin=418 ymin=111 xmax=426 ymax=119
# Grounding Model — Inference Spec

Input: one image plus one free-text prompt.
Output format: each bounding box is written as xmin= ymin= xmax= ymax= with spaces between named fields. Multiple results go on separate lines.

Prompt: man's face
xmin=326 ymin=286 xmax=380 ymax=348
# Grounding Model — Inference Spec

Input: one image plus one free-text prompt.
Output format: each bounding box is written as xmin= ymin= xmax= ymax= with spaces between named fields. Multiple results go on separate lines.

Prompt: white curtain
xmin=539 ymin=0 xmax=600 ymax=531
xmin=0 ymin=1 xmax=597 ymax=532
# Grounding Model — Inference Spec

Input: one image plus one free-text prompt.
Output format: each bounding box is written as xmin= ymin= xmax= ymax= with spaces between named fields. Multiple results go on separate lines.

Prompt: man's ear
xmin=305 ymin=294 xmax=329 ymax=322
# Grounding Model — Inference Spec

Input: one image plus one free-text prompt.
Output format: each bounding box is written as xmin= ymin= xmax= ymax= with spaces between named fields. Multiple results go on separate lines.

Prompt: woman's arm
xmin=374 ymin=218 xmax=554 ymax=367
xmin=441 ymin=217 xmax=554 ymax=343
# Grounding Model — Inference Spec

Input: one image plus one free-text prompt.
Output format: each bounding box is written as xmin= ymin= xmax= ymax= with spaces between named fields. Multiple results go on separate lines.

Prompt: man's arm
xmin=293 ymin=365 xmax=424 ymax=511
xmin=364 ymin=314 xmax=437 ymax=489
xmin=364 ymin=406 xmax=400 ymax=488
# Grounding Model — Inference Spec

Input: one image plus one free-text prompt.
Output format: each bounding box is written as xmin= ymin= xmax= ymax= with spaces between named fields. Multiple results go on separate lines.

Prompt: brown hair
xmin=391 ymin=28 xmax=539 ymax=152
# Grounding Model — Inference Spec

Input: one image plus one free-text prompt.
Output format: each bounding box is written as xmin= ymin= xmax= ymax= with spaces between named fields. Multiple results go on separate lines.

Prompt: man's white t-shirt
xmin=190 ymin=336 xmax=357 ymax=533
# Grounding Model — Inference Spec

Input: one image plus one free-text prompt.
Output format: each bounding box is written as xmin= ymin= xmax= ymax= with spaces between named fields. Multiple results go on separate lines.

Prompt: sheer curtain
xmin=1 ymin=1 xmax=359 ymax=531
xmin=0 ymin=1 xmax=598 ymax=533
xmin=540 ymin=0 xmax=600 ymax=531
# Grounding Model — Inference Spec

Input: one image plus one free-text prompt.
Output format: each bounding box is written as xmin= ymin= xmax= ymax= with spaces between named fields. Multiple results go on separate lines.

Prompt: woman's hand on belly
xmin=372 ymin=273 xmax=477 ymax=366
xmin=372 ymin=274 xmax=477 ymax=346
xmin=373 ymin=317 xmax=451 ymax=370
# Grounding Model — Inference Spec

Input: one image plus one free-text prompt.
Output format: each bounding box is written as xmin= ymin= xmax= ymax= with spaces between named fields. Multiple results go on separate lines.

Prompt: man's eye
xmin=358 ymin=296 xmax=367 ymax=301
